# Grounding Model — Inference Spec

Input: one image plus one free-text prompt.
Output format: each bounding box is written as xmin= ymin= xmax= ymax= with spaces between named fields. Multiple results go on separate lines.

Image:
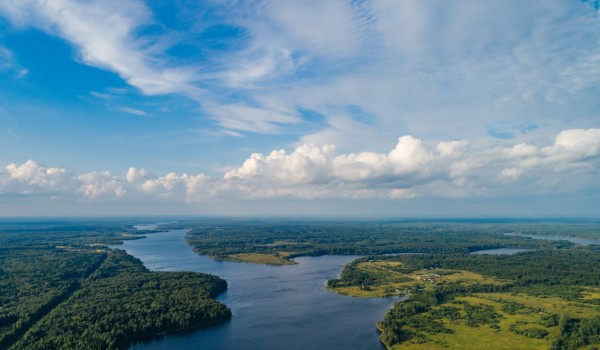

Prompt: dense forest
xmin=184 ymin=220 xmax=572 ymax=263
xmin=0 ymin=221 xmax=231 ymax=350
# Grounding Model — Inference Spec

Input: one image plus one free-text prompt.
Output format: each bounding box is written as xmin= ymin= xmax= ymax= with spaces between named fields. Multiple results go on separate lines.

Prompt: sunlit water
xmin=114 ymin=228 xmax=398 ymax=350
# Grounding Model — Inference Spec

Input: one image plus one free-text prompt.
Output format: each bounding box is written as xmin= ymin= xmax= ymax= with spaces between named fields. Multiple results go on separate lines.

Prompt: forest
xmin=0 ymin=221 xmax=231 ymax=350
xmin=330 ymin=247 xmax=600 ymax=349
xmin=3 ymin=218 xmax=600 ymax=349
xmin=184 ymin=219 xmax=573 ymax=264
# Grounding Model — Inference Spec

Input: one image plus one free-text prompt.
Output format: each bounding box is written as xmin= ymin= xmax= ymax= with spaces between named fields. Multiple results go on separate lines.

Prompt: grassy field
xmin=477 ymin=293 xmax=600 ymax=318
xmin=226 ymin=253 xmax=297 ymax=265
xmin=580 ymin=287 xmax=600 ymax=301
xmin=386 ymin=292 xmax=600 ymax=349
xmin=329 ymin=260 xmax=507 ymax=297
xmin=329 ymin=258 xmax=600 ymax=349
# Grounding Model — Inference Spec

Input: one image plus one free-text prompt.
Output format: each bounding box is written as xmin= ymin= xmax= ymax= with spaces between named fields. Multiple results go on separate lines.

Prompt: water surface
xmin=504 ymin=233 xmax=600 ymax=246
xmin=470 ymin=248 xmax=535 ymax=255
xmin=116 ymin=229 xmax=396 ymax=350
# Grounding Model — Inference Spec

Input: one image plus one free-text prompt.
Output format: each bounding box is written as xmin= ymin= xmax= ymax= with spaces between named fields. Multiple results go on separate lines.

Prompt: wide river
xmin=116 ymin=227 xmax=397 ymax=350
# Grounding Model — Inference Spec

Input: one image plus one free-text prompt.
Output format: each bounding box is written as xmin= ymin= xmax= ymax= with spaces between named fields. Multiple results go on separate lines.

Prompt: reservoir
xmin=116 ymin=228 xmax=397 ymax=350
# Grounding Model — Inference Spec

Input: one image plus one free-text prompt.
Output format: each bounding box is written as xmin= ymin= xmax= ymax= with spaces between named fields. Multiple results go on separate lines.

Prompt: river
xmin=115 ymin=228 xmax=397 ymax=350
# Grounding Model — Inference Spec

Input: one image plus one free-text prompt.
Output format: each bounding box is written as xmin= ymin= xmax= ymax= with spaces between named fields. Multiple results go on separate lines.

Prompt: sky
xmin=0 ymin=0 xmax=599 ymax=217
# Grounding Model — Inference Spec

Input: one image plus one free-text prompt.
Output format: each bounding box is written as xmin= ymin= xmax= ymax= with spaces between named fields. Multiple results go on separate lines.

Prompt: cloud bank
xmin=1 ymin=129 xmax=598 ymax=204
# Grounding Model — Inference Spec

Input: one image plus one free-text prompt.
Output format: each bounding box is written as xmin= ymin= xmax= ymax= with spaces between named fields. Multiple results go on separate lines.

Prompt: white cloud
xmin=0 ymin=129 xmax=598 ymax=203
xmin=543 ymin=128 xmax=600 ymax=162
xmin=0 ymin=0 xmax=196 ymax=95
xmin=498 ymin=168 xmax=523 ymax=181
xmin=78 ymin=171 xmax=125 ymax=199
xmin=205 ymin=103 xmax=301 ymax=133
xmin=0 ymin=45 xmax=28 ymax=78
xmin=1 ymin=160 xmax=72 ymax=194
xmin=224 ymin=128 xmax=600 ymax=199
xmin=118 ymin=106 xmax=148 ymax=117
xmin=1 ymin=0 xmax=599 ymax=139
xmin=126 ymin=167 xmax=149 ymax=184
xmin=262 ymin=0 xmax=364 ymax=57
xmin=436 ymin=140 xmax=469 ymax=157
xmin=388 ymin=189 xmax=416 ymax=199
xmin=126 ymin=167 xmax=209 ymax=201
xmin=215 ymin=0 xmax=600 ymax=139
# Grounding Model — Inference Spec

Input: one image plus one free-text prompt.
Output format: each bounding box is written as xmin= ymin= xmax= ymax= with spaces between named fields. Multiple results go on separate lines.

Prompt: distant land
xmin=1 ymin=218 xmax=600 ymax=349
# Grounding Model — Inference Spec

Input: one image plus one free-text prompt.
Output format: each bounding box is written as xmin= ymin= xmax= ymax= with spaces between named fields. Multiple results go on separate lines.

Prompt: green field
xmin=226 ymin=253 xmax=297 ymax=265
xmin=386 ymin=292 xmax=600 ymax=350
xmin=330 ymin=248 xmax=600 ymax=349
xmin=328 ymin=260 xmax=506 ymax=298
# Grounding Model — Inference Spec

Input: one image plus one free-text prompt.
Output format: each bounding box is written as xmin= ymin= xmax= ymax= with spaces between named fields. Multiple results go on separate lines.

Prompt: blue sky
xmin=0 ymin=0 xmax=599 ymax=217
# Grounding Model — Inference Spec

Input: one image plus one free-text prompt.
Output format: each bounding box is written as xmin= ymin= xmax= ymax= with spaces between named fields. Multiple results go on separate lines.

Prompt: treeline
xmin=13 ymin=250 xmax=231 ymax=350
xmin=335 ymin=248 xmax=600 ymax=291
xmin=186 ymin=220 xmax=567 ymax=261
xmin=552 ymin=316 xmax=600 ymax=349
xmin=371 ymin=249 xmax=600 ymax=287
xmin=0 ymin=220 xmax=140 ymax=250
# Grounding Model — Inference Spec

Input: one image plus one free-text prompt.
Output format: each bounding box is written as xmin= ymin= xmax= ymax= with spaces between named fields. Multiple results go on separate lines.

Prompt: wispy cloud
xmin=117 ymin=106 xmax=149 ymax=117
xmin=0 ymin=45 xmax=28 ymax=78
xmin=0 ymin=0 xmax=197 ymax=95
xmin=3 ymin=0 xmax=599 ymax=140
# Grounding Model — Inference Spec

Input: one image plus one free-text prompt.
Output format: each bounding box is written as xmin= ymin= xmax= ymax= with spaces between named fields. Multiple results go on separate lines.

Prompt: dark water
xmin=115 ymin=229 xmax=397 ymax=350
xmin=470 ymin=248 xmax=535 ymax=255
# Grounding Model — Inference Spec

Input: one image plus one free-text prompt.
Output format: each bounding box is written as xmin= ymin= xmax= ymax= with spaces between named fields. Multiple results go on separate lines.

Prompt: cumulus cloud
xmin=224 ymin=128 xmax=600 ymax=199
xmin=542 ymin=129 xmax=600 ymax=163
xmin=78 ymin=171 xmax=125 ymax=199
xmin=0 ymin=162 xmax=208 ymax=202
xmin=0 ymin=129 xmax=598 ymax=203
xmin=1 ymin=160 xmax=72 ymax=194
xmin=126 ymin=167 xmax=209 ymax=201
